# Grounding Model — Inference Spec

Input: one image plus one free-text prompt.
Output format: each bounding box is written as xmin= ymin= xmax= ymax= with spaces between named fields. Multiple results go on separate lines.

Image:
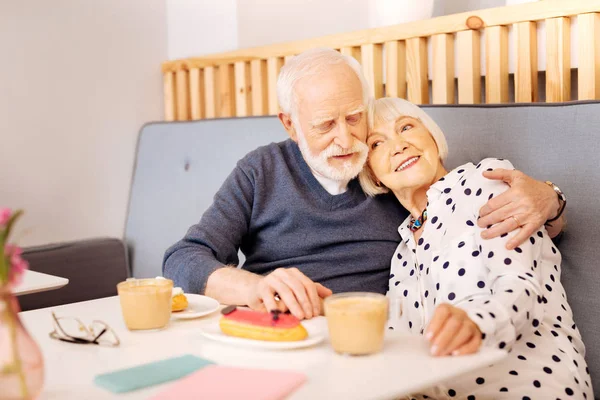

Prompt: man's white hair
xmin=277 ymin=47 xmax=371 ymax=121
xmin=359 ymin=97 xmax=450 ymax=197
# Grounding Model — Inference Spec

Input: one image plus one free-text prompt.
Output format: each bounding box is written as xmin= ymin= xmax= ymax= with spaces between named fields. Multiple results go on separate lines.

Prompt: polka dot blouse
xmin=387 ymin=158 xmax=592 ymax=399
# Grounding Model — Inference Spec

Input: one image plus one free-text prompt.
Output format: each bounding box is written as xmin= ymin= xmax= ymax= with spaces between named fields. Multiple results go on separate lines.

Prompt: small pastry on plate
xmin=155 ymin=276 xmax=188 ymax=312
xmin=219 ymin=306 xmax=308 ymax=342
xmin=171 ymin=287 xmax=189 ymax=312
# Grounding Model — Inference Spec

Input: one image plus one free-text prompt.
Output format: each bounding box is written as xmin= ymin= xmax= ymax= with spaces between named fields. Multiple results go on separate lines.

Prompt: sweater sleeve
xmin=454 ymin=158 xmax=546 ymax=352
xmin=162 ymin=161 xmax=254 ymax=294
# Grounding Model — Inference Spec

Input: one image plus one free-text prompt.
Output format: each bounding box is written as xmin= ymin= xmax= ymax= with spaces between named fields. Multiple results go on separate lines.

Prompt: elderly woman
xmin=360 ymin=98 xmax=592 ymax=399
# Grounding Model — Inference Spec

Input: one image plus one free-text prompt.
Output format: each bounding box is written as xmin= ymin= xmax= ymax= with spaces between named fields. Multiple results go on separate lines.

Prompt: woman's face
xmin=367 ymin=116 xmax=444 ymax=193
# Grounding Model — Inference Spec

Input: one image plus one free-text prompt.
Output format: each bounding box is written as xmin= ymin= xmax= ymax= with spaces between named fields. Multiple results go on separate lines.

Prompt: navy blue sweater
xmin=163 ymin=139 xmax=407 ymax=295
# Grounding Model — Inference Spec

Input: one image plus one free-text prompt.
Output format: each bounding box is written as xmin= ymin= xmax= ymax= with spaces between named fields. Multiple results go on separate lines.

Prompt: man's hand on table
xmin=246 ymin=267 xmax=333 ymax=320
xmin=477 ymin=168 xmax=563 ymax=249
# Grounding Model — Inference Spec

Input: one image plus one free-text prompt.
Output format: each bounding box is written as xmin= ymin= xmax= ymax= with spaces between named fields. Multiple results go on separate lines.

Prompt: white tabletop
xmin=20 ymin=296 xmax=506 ymax=400
xmin=14 ymin=270 xmax=69 ymax=296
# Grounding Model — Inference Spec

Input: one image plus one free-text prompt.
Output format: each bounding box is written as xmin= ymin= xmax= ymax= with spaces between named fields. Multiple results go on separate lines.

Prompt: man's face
xmin=291 ymin=64 xmax=368 ymax=182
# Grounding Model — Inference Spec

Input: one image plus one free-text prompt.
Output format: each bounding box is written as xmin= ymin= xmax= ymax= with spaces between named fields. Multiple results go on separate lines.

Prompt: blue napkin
xmin=94 ymin=354 xmax=214 ymax=393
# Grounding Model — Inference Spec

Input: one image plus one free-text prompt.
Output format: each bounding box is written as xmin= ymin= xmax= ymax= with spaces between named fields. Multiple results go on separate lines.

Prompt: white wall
xmin=237 ymin=0 xmax=370 ymax=49
xmin=0 ymin=1 xmax=167 ymax=246
xmin=166 ymin=0 xmax=237 ymax=59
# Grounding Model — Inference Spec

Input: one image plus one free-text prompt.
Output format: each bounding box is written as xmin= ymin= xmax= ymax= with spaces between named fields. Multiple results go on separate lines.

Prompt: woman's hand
xmin=477 ymin=168 xmax=562 ymax=249
xmin=425 ymin=303 xmax=482 ymax=357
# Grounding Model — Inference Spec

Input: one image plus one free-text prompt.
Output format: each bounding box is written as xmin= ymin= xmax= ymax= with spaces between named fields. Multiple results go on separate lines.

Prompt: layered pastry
xmin=219 ymin=306 xmax=308 ymax=342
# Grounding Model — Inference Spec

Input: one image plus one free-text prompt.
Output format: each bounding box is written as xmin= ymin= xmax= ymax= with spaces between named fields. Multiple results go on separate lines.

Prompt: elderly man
xmin=163 ymin=47 xmax=564 ymax=320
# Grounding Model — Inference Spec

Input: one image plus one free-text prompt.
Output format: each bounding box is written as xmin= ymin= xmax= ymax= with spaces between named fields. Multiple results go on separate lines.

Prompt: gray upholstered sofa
xmin=22 ymin=102 xmax=600 ymax=397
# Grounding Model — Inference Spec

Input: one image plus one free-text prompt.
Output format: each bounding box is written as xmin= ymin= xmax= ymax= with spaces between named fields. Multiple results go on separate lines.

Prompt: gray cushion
xmin=20 ymin=238 xmax=128 ymax=311
xmin=126 ymin=102 xmax=600 ymax=397
xmin=126 ymin=118 xmax=285 ymax=278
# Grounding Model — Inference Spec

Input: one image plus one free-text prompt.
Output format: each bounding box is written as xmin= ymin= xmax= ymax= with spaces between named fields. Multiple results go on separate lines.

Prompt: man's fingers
xmin=478 ymin=191 xmax=513 ymax=220
xmin=318 ymin=297 xmax=326 ymax=316
xmin=254 ymin=303 xmax=268 ymax=313
xmin=453 ymin=333 xmax=482 ymax=356
xmin=479 ymin=197 xmax=519 ymax=227
xmin=479 ymin=168 xmax=525 ymax=220
xmin=316 ymin=283 xmax=333 ymax=298
xmin=258 ymin=284 xmax=279 ymax=312
xmin=480 ymin=218 xmax=517 ymax=241
xmin=506 ymin=223 xmax=537 ymax=250
xmin=278 ymin=272 xmax=314 ymax=319
xmin=314 ymin=284 xmax=333 ymax=316
xmin=267 ymin=276 xmax=305 ymax=319
xmin=482 ymin=168 xmax=516 ymax=184
xmin=430 ymin=316 xmax=462 ymax=356
xmin=425 ymin=304 xmax=452 ymax=342
xmin=289 ymin=269 xmax=321 ymax=318
xmin=272 ymin=295 xmax=290 ymax=313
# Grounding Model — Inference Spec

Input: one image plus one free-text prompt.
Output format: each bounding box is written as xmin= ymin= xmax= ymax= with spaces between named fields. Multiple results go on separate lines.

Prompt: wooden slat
xmin=189 ymin=67 xmax=204 ymax=120
xmin=203 ymin=67 xmax=216 ymax=118
xmin=515 ymin=21 xmax=538 ymax=102
xmin=163 ymin=71 xmax=176 ymax=121
xmin=578 ymin=13 xmax=600 ymax=100
xmin=432 ymin=33 xmax=455 ymax=104
xmin=485 ymin=25 xmax=509 ymax=103
xmin=284 ymin=55 xmax=295 ymax=64
xmin=361 ymin=44 xmax=384 ymax=99
xmin=406 ymin=37 xmax=429 ymax=104
xmin=175 ymin=70 xmax=190 ymax=120
xmin=456 ymin=30 xmax=481 ymax=104
xmin=546 ymin=17 xmax=571 ymax=102
xmin=234 ymin=61 xmax=252 ymax=117
xmin=217 ymin=64 xmax=236 ymax=117
xmin=384 ymin=41 xmax=406 ymax=98
xmin=250 ymin=60 xmax=268 ymax=116
xmin=267 ymin=57 xmax=284 ymax=115
xmin=340 ymin=46 xmax=362 ymax=62
xmin=162 ymin=0 xmax=600 ymax=71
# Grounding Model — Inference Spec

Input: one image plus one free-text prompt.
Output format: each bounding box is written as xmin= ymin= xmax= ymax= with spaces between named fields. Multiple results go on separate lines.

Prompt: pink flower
xmin=4 ymin=244 xmax=28 ymax=287
xmin=8 ymin=257 xmax=28 ymax=287
xmin=0 ymin=208 xmax=11 ymax=226
xmin=5 ymin=244 xmax=22 ymax=257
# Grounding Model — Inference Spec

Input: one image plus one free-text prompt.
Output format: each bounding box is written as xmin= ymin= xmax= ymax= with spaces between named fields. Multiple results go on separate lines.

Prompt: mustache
xmin=322 ymin=141 xmax=368 ymax=158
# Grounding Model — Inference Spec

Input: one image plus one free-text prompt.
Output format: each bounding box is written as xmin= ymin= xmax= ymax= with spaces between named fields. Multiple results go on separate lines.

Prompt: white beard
xmin=296 ymin=128 xmax=369 ymax=183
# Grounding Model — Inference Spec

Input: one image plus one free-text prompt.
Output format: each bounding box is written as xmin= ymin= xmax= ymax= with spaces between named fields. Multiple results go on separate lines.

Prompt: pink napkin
xmin=151 ymin=365 xmax=307 ymax=400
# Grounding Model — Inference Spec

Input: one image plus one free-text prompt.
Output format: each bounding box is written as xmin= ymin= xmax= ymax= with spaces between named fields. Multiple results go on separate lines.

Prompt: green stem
xmin=5 ymin=296 xmax=29 ymax=398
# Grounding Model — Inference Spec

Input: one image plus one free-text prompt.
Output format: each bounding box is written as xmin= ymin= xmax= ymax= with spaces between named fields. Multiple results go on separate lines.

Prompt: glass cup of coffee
xmin=117 ymin=278 xmax=173 ymax=330
xmin=324 ymin=292 xmax=389 ymax=356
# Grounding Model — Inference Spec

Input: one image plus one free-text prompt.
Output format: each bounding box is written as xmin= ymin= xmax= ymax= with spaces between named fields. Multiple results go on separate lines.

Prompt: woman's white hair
xmin=277 ymin=47 xmax=371 ymax=121
xmin=359 ymin=97 xmax=449 ymax=197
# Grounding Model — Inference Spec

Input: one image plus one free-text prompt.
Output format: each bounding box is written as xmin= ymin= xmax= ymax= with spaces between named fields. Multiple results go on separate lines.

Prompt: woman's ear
xmin=278 ymin=113 xmax=298 ymax=142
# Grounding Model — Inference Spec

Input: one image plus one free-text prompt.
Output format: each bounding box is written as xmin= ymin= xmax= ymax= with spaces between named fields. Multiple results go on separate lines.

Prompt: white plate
xmin=171 ymin=294 xmax=220 ymax=320
xmin=198 ymin=316 xmax=327 ymax=350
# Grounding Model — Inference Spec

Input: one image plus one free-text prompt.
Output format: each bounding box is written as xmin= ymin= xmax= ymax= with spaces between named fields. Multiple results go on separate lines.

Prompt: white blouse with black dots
xmin=387 ymin=158 xmax=592 ymax=399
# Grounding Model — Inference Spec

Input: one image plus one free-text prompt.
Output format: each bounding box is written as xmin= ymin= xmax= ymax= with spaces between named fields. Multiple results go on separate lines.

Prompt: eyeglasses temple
xmin=92 ymin=328 xmax=107 ymax=343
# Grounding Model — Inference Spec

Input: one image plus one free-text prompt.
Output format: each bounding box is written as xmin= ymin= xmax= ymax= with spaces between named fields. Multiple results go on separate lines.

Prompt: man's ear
xmin=278 ymin=112 xmax=298 ymax=142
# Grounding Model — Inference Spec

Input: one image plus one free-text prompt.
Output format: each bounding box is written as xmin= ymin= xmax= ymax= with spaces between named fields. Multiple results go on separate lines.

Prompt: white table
xmin=20 ymin=297 xmax=506 ymax=400
xmin=14 ymin=270 xmax=69 ymax=296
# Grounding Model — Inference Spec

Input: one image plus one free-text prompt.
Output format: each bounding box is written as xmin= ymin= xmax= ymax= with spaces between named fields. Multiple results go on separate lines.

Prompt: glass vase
xmin=0 ymin=287 xmax=44 ymax=399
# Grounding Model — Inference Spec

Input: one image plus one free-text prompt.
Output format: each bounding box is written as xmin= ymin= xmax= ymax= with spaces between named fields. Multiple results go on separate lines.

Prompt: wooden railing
xmin=161 ymin=0 xmax=600 ymax=121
